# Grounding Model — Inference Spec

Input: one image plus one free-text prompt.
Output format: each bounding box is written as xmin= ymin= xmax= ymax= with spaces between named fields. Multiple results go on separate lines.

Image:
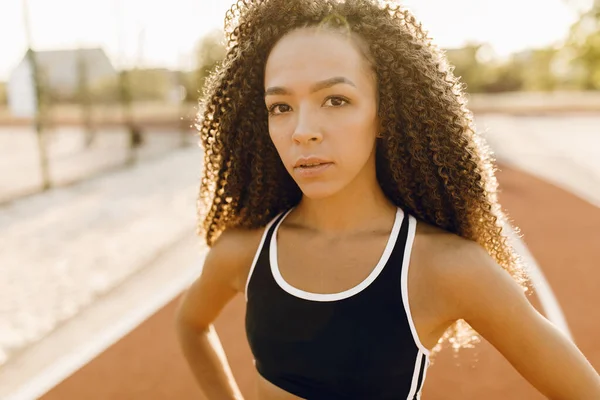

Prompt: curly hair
xmin=196 ymin=0 xmax=531 ymax=357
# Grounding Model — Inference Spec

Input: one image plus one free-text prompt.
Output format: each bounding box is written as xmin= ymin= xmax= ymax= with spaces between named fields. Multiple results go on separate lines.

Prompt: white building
xmin=7 ymin=48 xmax=116 ymax=117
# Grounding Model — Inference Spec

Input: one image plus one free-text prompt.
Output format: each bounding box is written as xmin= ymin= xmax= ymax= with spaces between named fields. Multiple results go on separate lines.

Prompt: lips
xmin=294 ymin=156 xmax=332 ymax=168
xmin=292 ymin=156 xmax=333 ymax=179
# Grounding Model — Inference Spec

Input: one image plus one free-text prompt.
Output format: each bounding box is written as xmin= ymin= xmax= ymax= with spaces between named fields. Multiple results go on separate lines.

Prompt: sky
xmin=0 ymin=0 xmax=592 ymax=81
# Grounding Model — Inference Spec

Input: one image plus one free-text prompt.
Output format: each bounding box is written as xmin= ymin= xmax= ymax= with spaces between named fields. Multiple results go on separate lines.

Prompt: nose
xmin=291 ymin=111 xmax=323 ymax=144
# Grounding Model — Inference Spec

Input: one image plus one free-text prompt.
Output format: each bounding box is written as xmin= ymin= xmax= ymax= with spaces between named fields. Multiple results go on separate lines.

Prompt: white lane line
xmin=480 ymin=123 xmax=575 ymax=341
xmin=5 ymin=268 xmax=198 ymax=400
xmin=504 ymin=223 xmax=574 ymax=342
xmin=4 ymin=244 xmax=206 ymax=400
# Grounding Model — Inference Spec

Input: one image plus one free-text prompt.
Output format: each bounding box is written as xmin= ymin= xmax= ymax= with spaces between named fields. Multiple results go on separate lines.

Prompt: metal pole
xmin=77 ymin=47 xmax=95 ymax=147
xmin=23 ymin=0 xmax=51 ymax=190
xmin=115 ymin=0 xmax=139 ymax=166
xmin=178 ymin=52 xmax=190 ymax=147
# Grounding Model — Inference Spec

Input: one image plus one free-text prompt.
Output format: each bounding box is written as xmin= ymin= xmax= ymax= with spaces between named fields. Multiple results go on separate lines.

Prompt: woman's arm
xmin=176 ymin=323 xmax=244 ymax=400
xmin=436 ymin=238 xmax=600 ymax=399
xmin=175 ymin=228 xmax=262 ymax=400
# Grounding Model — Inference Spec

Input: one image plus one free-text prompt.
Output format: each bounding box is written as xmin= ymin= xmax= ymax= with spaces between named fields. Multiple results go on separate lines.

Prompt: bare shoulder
xmin=411 ymin=219 xmax=497 ymax=312
xmin=207 ymin=226 xmax=267 ymax=294
xmin=415 ymin=220 xmax=486 ymax=265
xmin=412 ymin=219 xmax=470 ymax=276
xmin=174 ymin=226 xmax=265 ymax=331
xmin=414 ymin=218 xmax=525 ymax=322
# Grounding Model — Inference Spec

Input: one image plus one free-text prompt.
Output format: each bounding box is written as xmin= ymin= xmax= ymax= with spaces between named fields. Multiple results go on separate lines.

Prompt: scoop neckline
xmin=269 ymin=207 xmax=404 ymax=302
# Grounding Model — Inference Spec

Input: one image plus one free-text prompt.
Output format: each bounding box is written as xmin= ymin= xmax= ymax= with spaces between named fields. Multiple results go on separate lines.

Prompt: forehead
xmin=264 ymin=28 xmax=373 ymax=88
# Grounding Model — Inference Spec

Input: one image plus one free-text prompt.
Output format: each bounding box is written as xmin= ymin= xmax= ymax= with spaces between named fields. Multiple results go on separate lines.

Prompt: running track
xmin=39 ymin=165 xmax=600 ymax=399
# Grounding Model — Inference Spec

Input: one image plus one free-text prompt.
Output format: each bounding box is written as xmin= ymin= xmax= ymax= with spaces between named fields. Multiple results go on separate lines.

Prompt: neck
xmin=292 ymin=170 xmax=397 ymax=235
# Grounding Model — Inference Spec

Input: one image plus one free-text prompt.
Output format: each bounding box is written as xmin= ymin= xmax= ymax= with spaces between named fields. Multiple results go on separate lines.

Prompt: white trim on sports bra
xmin=401 ymin=214 xmax=431 ymax=356
xmin=244 ymin=211 xmax=287 ymax=302
xmin=269 ymin=207 xmax=404 ymax=302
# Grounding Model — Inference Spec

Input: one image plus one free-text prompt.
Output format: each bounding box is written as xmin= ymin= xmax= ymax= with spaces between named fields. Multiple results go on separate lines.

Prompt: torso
xmin=233 ymin=210 xmax=460 ymax=400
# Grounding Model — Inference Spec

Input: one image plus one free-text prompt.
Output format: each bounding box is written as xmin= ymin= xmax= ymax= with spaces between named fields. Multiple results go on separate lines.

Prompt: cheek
xmin=268 ymin=127 xmax=291 ymax=162
xmin=334 ymin=114 xmax=377 ymax=161
xmin=348 ymin=133 xmax=376 ymax=168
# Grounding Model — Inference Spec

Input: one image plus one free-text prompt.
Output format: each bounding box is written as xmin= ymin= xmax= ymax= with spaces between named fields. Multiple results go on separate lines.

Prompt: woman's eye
xmin=323 ymin=96 xmax=349 ymax=107
xmin=268 ymin=104 xmax=291 ymax=115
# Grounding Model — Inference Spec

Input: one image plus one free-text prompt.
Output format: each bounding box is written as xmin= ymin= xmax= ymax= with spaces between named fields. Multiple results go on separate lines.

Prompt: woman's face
xmin=264 ymin=27 xmax=380 ymax=200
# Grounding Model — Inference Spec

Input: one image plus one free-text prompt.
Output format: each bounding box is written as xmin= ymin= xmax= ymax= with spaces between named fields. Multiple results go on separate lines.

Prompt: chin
xmin=296 ymin=181 xmax=342 ymax=200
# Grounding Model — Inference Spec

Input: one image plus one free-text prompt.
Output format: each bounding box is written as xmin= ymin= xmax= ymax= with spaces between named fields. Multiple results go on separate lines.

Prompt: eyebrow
xmin=264 ymin=76 xmax=356 ymax=97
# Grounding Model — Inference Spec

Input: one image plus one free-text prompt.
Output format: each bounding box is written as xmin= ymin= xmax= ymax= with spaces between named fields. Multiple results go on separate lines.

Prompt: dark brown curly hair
xmin=196 ymin=0 xmax=530 ymax=356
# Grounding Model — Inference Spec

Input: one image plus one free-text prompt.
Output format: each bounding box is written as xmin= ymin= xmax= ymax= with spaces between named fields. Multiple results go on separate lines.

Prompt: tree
xmin=0 ymin=81 xmax=6 ymax=106
xmin=195 ymin=30 xmax=226 ymax=99
xmin=127 ymin=68 xmax=176 ymax=101
xmin=445 ymin=43 xmax=525 ymax=93
xmin=480 ymin=60 xmax=525 ymax=93
xmin=565 ymin=3 xmax=600 ymax=89
xmin=519 ymin=48 xmax=560 ymax=91
xmin=445 ymin=43 xmax=490 ymax=93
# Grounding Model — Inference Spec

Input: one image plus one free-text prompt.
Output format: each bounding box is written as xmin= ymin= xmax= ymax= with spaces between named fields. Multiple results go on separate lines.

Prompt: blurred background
xmin=1 ymin=0 xmax=599 ymax=399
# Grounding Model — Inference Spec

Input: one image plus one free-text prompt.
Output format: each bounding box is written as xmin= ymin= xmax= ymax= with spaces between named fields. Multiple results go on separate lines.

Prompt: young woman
xmin=175 ymin=0 xmax=600 ymax=398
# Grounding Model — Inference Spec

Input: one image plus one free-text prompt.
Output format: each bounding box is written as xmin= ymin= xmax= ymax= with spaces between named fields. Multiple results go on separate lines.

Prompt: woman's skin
xmin=175 ymin=27 xmax=600 ymax=400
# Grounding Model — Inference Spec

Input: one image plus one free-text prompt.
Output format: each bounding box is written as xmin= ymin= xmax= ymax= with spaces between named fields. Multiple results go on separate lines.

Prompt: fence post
xmin=23 ymin=0 xmax=51 ymax=190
